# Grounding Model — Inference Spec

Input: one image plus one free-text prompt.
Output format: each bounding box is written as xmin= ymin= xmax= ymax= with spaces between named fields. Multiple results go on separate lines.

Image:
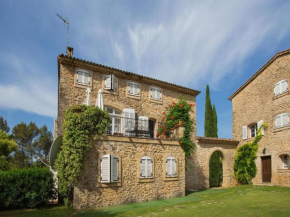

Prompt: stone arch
xmin=206 ymin=148 xmax=230 ymax=188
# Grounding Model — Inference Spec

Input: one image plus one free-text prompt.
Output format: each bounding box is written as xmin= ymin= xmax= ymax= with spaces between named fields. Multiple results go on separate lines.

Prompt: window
xmin=140 ymin=156 xmax=153 ymax=178
xmin=150 ymin=87 xmax=162 ymax=100
xmin=105 ymin=107 xmax=122 ymax=135
xmin=274 ymin=80 xmax=288 ymax=95
xmin=281 ymin=155 xmax=290 ymax=169
xmin=104 ymin=75 xmax=118 ymax=91
xmin=77 ymin=70 xmax=90 ymax=85
xmin=101 ymin=154 xmax=119 ymax=183
xmin=250 ymin=124 xmax=257 ymax=138
xmin=124 ymin=109 xmax=135 ymax=136
xmin=275 ymin=113 xmax=289 ymax=129
xmin=128 ymin=82 xmax=140 ymax=95
xmin=166 ymin=157 xmax=177 ymax=177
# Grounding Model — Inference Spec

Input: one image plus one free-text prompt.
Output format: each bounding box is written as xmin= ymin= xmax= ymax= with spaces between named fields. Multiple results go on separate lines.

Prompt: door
xmin=262 ymin=156 xmax=271 ymax=183
xmin=149 ymin=120 xmax=155 ymax=138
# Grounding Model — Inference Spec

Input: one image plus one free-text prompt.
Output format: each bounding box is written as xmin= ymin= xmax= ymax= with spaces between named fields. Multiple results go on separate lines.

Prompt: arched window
xmin=105 ymin=106 xmax=122 ymax=135
xmin=166 ymin=157 xmax=177 ymax=177
xmin=100 ymin=154 xmax=119 ymax=183
xmin=274 ymin=79 xmax=288 ymax=95
xmin=275 ymin=113 xmax=289 ymax=129
xmin=140 ymin=156 xmax=153 ymax=178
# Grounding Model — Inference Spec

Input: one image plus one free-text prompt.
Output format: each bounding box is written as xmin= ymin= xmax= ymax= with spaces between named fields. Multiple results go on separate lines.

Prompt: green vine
xmin=54 ymin=105 xmax=111 ymax=206
xmin=234 ymin=124 xmax=268 ymax=184
xmin=157 ymin=99 xmax=195 ymax=156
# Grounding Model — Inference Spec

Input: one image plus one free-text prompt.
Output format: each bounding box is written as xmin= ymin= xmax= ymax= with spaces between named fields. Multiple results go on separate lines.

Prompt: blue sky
xmin=0 ymin=0 xmax=290 ymax=138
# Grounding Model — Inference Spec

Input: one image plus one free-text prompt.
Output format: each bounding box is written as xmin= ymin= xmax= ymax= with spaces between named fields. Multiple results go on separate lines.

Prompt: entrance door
xmin=262 ymin=156 xmax=271 ymax=183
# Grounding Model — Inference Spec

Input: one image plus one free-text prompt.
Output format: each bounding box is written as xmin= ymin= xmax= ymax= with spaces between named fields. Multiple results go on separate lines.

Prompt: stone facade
xmin=185 ymin=137 xmax=238 ymax=190
xmin=56 ymin=52 xmax=199 ymax=208
xmin=230 ymin=49 xmax=290 ymax=186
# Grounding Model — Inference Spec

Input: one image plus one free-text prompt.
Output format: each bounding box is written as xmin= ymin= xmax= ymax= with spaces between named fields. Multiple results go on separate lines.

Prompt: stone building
xmin=229 ymin=48 xmax=290 ymax=186
xmin=55 ymin=47 xmax=238 ymax=208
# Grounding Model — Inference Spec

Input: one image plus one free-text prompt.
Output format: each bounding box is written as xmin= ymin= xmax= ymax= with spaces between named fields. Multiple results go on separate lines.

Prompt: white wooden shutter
xmin=257 ymin=120 xmax=264 ymax=135
xmin=111 ymin=155 xmax=118 ymax=182
xmin=157 ymin=89 xmax=161 ymax=100
xmin=129 ymin=83 xmax=133 ymax=94
xmin=124 ymin=109 xmax=135 ymax=136
xmin=275 ymin=115 xmax=281 ymax=128
xmin=172 ymin=158 xmax=176 ymax=176
xmin=84 ymin=72 xmax=90 ymax=85
xmin=281 ymin=80 xmax=288 ymax=93
xmin=282 ymin=113 xmax=289 ymax=127
xmin=147 ymin=158 xmax=152 ymax=177
xmin=150 ymin=88 xmax=155 ymax=99
xmin=139 ymin=116 xmax=148 ymax=131
xmin=101 ymin=154 xmax=110 ymax=183
xmin=135 ymin=84 xmax=140 ymax=95
xmin=104 ymin=75 xmax=112 ymax=89
xmin=140 ymin=158 xmax=146 ymax=177
xmin=242 ymin=126 xmax=247 ymax=140
xmin=112 ymin=75 xmax=117 ymax=91
xmin=166 ymin=159 xmax=171 ymax=176
xmin=274 ymin=83 xmax=280 ymax=95
xmin=77 ymin=71 xmax=84 ymax=83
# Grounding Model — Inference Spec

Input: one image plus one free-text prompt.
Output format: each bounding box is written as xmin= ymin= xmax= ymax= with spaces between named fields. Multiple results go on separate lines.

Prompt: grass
xmin=1 ymin=185 xmax=290 ymax=217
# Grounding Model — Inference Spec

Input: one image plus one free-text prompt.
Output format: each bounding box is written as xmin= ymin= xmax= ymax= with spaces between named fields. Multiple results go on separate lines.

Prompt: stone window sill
xmin=277 ymin=169 xmax=290 ymax=173
xmin=150 ymin=98 xmax=163 ymax=104
xmin=164 ymin=177 xmax=179 ymax=181
xmin=127 ymin=94 xmax=141 ymax=100
xmin=74 ymin=82 xmax=92 ymax=89
xmin=103 ymin=89 xmax=118 ymax=96
xmin=273 ymin=90 xmax=289 ymax=100
xmin=98 ymin=182 xmax=122 ymax=188
xmin=139 ymin=178 xmax=154 ymax=183
xmin=273 ymin=125 xmax=290 ymax=133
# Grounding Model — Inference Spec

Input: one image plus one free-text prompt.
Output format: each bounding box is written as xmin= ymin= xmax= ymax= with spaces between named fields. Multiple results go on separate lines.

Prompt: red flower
xmin=161 ymin=117 xmax=164 ymax=121
xmin=180 ymin=105 xmax=184 ymax=108
xmin=190 ymin=103 xmax=195 ymax=107
xmin=162 ymin=111 xmax=165 ymax=114
xmin=172 ymin=102 xmax=176 ymax=105
xmin=170 ymin=116 xmax=174 ymax=119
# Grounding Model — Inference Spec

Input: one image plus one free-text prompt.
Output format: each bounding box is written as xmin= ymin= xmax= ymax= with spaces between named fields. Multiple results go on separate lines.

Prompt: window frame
xmin=274 ymin=79 xmax=288 ymax=96
xmin=150 ymin=87 xmax=162 ymax=101
xmin=275 ymin=113 xmax=290 ymax=129
xmin=100 ymin=154 xmax=120 ymax=184
xmin=140 ymin=156 xmax=153 ymax=178
xmin=166 ymin=157 xmax=177 ymax=177
xmin=104 ymin=74 xmax=118 ymax=91
xmin=76 ymin=70 xmax=90 ymax=85
xmin=249 ymin=123 xmax=257 ymax=138
xmin=128 ymin=82 xmax=140 ymax=96
xmin=105 ymin=107 xmax=122 ymax=135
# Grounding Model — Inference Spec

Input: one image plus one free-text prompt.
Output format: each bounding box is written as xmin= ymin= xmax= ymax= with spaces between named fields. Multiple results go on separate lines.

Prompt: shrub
xmin=0 ymin=168 xmax=56 ymax=210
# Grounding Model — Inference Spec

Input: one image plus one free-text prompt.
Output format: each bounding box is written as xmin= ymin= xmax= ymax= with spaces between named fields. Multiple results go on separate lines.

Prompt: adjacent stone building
xmin=229 ymin=48 xmax=290 ymax=186
xmin=55 ymin=47 xmax=239 ymax=208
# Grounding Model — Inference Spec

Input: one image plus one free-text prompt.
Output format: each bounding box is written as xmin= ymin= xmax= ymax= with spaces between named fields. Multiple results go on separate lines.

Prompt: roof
xmin=228 ymin=48 xmax=290 ymax=100
xmin=58 ymin=54 xmax=201 ymax=96
xmin=196 ymin=136 xmax=239 ymax=145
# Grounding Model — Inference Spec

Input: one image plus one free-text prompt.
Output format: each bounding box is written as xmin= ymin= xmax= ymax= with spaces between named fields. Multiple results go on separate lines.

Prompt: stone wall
xmin=73 ymin=136 xmax=185 ymax=209
xmin=231 ymin=52 xmax=290 ymax=186
xmin=186 ymin=137 xmax=238 ymax=190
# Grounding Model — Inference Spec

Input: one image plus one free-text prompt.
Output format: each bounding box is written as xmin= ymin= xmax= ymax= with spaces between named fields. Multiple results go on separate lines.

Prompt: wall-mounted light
xmin=263 ymin=148 xmax=266 ymax=154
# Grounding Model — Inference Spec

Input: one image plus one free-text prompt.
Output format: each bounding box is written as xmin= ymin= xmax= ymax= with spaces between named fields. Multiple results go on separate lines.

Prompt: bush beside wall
xmin=0 ymin=168 xmax=56 ymax=210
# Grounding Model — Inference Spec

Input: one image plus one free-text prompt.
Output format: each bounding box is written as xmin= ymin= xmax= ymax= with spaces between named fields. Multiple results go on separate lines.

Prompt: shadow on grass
xmin=185 ymin=189 xmax=207 ymax=196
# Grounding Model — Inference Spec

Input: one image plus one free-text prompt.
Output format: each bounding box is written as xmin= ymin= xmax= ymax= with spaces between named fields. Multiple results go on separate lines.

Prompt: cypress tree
xmin=204 ymin=85 xmax=213 ymax=137
xmin=209 ymin=151 xmax=223 ymax=187
xmin=212 ymin=104 xmax=218 ymax=138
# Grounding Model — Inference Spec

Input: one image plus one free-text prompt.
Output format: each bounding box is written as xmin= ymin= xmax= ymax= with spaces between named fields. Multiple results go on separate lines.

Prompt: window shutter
xmin=257 ymin=120 xmax=264 ymax=135
xmin=124 ymin=109 xmax=135 ymax=136
xmin=84 ymin=72 xmax=90 ymax=85
xmin=150 ymin=88 xmax=154 ymax=98
xmin=157 ymin=89 xmax=161 ymax=100
xmin=138 ymin=116 xmax=148 ymax=131
xmin=77 ymin=71 xmax=84 ymax=83
xmin=111 ymin=155 xmax=118 ymax=182
xmin=281 ymin=80 xmax=288 ymax=93
xmin=140 ymin=159 xmax=146 ymax=177
xmin=101 ymin=155 xmax=110 ymax=183
xmin=129 ymin=83 xmax=133 ymax=94
xmin=112 ymin=75 xmax=117 ymax=91
xmin=282 ymin=113 xmax=289 ymax=127
xmin=147 ymin=158 xmax=152 ymax=177
xmin=274 ymin=83 xmax=280 ymax=95
xmin=135 ymin=84 xmax=140 ymax=95
xmin=172 ymin=159 xmax=176 ymax=176
xmin=104 ymin=75 xmax=112 ymax=89
xmin=242 ymin=126 xmax=247 ymax=140
xmin=166 ymin=159 xmax=171 ymax=176
xmin=275 ymin=115 xmax=281 ymax=128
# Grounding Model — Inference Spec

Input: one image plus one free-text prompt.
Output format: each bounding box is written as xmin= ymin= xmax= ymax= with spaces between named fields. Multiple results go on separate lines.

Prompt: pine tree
xmin=204 ymin=85 xmax=214 ymax=137
xmin=212 ymin=104 xmax=218 ymax=138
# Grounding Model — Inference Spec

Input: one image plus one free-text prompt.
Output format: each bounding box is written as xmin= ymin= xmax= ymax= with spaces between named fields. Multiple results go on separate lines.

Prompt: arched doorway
xmin=209 ymin=151 xmax=223 ymax=188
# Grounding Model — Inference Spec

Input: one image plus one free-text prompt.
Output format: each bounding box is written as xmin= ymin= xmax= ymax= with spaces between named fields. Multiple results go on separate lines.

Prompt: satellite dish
xmin=49 ymin=136 xmax=62 ymax=169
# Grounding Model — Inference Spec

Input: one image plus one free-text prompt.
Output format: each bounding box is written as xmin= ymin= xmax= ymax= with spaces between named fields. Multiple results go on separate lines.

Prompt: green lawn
xmin=1 ymin=185 xmax=290 ymax=217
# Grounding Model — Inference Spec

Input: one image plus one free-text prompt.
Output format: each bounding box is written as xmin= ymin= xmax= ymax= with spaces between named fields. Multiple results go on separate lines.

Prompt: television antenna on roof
xmin=56 ymin=13 xmax=69 ymax=47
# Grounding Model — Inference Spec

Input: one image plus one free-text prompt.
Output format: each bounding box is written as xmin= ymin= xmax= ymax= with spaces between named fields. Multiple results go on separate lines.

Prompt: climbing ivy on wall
xmin=157 ymin=98 xmax=195 ymax=156
xmin=54 ymin=105 xmax=111 ymax=206
xmin=234 ymin=124 xmax=268 ymax=184
xmin=209 ymin=151 xmax=223 ymax=187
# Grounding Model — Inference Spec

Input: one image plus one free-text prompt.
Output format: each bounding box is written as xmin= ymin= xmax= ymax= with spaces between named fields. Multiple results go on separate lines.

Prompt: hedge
xmin=0 ymin=168 xmax=56 ymax=210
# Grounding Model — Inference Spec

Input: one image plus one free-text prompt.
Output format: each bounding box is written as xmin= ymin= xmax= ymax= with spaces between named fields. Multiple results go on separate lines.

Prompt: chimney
xmin=66 ymin=47 xmax=74 ymax=58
